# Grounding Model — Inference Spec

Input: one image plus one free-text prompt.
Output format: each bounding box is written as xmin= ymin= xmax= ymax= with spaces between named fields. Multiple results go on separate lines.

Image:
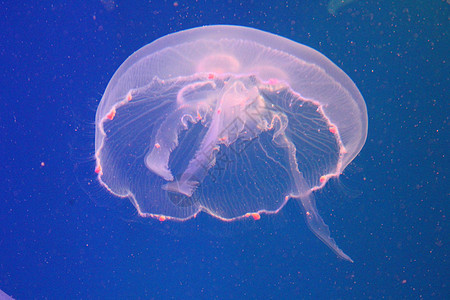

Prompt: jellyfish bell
xmin=95 ymin=25 xmax=367 ymax=262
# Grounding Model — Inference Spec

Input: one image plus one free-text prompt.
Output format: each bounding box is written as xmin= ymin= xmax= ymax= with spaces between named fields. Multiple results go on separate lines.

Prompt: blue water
xmin=1 ymin=1 xmax=447 ymax=298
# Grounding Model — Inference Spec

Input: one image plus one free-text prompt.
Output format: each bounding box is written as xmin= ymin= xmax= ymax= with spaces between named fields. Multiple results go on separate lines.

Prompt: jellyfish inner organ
xmin=160 ymin=76 xmax=270 ymax=196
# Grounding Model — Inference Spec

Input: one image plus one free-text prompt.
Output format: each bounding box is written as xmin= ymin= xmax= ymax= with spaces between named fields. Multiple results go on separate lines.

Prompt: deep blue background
xmin=0 ymin=0 xmax=448 ymax=298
